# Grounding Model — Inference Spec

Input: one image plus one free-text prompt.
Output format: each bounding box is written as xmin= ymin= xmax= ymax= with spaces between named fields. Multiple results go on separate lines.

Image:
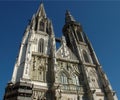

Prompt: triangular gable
xmin=56 ymin=44 xmax=78 ymax=60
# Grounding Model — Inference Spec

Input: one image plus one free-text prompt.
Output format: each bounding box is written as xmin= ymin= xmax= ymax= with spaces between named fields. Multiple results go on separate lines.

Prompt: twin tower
xmin=4 ymin=3 xmax=117 ymax=100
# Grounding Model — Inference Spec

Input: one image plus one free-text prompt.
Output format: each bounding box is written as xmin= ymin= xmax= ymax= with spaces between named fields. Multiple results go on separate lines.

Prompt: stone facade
xmin=4 ymin=3 xmax=117 ymax=100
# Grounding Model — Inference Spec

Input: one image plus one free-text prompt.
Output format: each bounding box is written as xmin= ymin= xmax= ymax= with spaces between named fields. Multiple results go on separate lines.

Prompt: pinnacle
xmin=65 ymin=10 xmax=75 ymax=23
xmin=36 ymin=3 xmax=47 ymax=18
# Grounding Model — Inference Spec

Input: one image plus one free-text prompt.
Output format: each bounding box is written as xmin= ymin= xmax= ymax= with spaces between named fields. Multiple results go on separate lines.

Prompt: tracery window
xmin=72 ymin=74 xmax=79 ymax=85
xmin=83 ymin=50 xmax=90 ymax=63
xmin=60 ymin=72 xmax=68 ymax=84
xmin=38 ymin=38 xmax=44 ymax=53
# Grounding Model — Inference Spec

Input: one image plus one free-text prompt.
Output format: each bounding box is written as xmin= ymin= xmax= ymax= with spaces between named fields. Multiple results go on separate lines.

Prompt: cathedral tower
xmin=4 ymin=3 xmax=117 ymax=100
xmin=62 ymin=10 xmax=118 ymax=100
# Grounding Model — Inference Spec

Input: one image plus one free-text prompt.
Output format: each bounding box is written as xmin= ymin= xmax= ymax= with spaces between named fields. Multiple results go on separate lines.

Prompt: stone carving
xmin=88 ymin=68 xmax=99 ymax=88
xmin=56 ymin=43 xmax=78 ymax=60
xmin=56 ymin=86 xmax=61 ymax=100
xmin=32 ymin=91 xmax=45 ymax=100
xmin=55 ymin=61 xmax=80 ymax=91
xmin=31 ymin=55 xmax=46 ymax=81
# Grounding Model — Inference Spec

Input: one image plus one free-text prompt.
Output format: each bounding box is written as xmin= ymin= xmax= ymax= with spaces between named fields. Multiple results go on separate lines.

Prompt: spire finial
xmin=65 ymin=10 xmax=75 ymax=23
xmin=36 ymin=2 xmax=46 ymax=18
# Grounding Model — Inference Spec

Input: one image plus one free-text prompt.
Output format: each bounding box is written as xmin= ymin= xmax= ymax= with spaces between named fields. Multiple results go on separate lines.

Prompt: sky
xmin=0 ymin=0 xmax=120 ymax=99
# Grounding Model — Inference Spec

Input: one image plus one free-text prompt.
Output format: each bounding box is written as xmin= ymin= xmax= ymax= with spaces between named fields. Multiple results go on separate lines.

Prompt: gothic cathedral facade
xmin=4 ymin=3 xmax=117 ymax=100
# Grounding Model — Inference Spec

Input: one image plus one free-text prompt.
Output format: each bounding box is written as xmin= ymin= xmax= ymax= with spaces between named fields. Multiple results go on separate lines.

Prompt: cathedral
xmin=4 ymin=3 xmax=117 ymax=100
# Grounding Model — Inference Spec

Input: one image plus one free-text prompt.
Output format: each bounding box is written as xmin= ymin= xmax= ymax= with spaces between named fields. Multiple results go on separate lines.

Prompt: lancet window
xmin=60 ymin=72 xmax=68 ymax=84
xmin=38 ymin=38 xmax=44 ymax=53
xmin=72 ymin=74 xmax=79 ymax=85
xmin=39 ymin=21 xmax=44 ymax=31
xmin=83 ymin=50 xmax=90 ymax=63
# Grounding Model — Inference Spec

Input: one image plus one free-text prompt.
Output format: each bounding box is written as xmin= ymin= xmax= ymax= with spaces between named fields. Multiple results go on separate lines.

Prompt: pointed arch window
xmin=72 ymin=74 xmax=79 ymax=85
xmin=38 ymin=38 xmax=44 ymax=53
xmin=60 ymin=72 xmax=68 ymax=84
xmin=39 ymin=21 xmax=44 ymax=31
xmin=83 ymin=50 xmax=90 ymax=63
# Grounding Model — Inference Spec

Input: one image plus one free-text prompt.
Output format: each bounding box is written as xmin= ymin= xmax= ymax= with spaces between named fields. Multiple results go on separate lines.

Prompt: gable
xmin=56 ymin=44 xmax=78 ymax=60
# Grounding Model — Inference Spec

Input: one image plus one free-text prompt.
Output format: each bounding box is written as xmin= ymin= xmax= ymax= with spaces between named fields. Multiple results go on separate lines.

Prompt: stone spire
xmin=65 ymin=10 xmax=75 ymax=23
xmin=4 ymin=2 xmax=118 ymax=100
xmin=36 ymin=3 xmax=46 ymax=18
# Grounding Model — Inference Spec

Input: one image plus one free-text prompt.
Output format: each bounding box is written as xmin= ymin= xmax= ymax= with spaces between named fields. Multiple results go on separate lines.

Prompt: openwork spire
xmin=65 ymin=10 xmax=75 ymax=23
xmin=36 ymin=3 xmax=46 ymax=18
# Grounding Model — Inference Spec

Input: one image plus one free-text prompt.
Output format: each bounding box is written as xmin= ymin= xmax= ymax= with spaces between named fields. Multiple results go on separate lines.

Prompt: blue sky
xmin=0 ymin=1 xmax=120 ymax=99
